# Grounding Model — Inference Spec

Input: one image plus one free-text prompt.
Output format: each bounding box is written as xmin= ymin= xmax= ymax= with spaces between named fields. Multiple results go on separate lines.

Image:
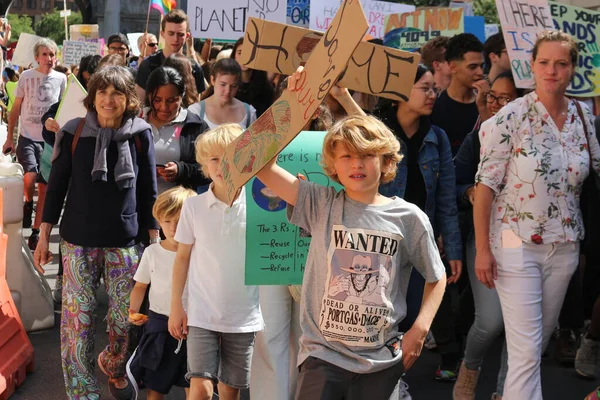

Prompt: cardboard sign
xmin=240 ymin=17 xmax=419 ymax=102
xmin=62 ymin=41 xmax=101 ymax=66
xmin=55 ymin=74 xmax=87 ymax=128
xmin=245 ymin=131 xmax=342 ymax=285
xmin=220 ymin=0 xmax=368 ymax=204
xmin=69 ymin=24 xmax=100 ymax=42
xmin=495 ymin=0 xmax=553 ymax=89
xmin=11 ymin=33 xmax=43 ymax=68
xmin=188 ymin=0 xmax=288 ymax=41
xmin=310 ymin=0 xmax=414 ymax=39
xmin=127 ymin=33 xmax=145 ymax=57
xmin=288 ymin=0 xmax=310 ymax=27
xmin=384 ymin=7 xmax=465 ymax=52
xmin=485 ymin=23 xmax=499 ymax=39
xmin=550 ymin=1 xmax=600 ymax=97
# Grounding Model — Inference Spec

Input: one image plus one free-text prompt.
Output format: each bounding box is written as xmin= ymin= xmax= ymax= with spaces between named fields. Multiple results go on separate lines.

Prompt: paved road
xmin=9 ymin=226 xmax=598 ymax=399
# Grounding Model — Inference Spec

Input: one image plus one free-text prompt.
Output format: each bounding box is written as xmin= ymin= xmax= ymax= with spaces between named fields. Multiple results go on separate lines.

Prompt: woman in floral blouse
xmin=473 ymin=30 xmax=600 ymax=399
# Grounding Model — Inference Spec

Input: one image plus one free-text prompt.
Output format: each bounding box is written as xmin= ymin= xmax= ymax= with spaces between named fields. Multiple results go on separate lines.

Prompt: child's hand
xmin=44 ymin=118 xmax=60 ymax=133
xmin=168 ymin=303 xmax=188 ymax=340
xmin=128 ymin=310 xmax=149 ymax=326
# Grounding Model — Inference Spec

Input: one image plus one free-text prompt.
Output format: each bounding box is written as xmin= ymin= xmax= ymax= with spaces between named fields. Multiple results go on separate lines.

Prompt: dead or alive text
xmin=326 ymin=308 xmax=387 ymax=326
xmin=333 ymin=229 xmax=399 ymax=256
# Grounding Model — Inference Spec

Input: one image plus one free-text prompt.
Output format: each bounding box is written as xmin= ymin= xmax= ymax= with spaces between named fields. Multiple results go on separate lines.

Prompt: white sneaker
xmin=398 ymin=377 xmax=412 ymax=400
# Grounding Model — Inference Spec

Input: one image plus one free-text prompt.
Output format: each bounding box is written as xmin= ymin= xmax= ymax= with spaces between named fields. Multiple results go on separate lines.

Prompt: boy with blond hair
xmin=256 ymin=108 xmax=447 ymax=398
xmin=169 ymin=123 xmax=264 ymax=400
xmin=128 ymin=185 xmax=196 ymax=400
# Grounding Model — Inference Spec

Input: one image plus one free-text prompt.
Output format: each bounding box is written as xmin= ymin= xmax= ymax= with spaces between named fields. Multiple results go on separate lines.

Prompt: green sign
xmin=245 ymin=131 xmax=342 ymax=285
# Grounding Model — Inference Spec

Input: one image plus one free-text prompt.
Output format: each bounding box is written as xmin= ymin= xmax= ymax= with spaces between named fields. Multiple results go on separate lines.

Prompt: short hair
xmin=97 ymin=54 xmax=126 ymax=69
xmin=321 ymin=115 xmax=402 ymax=185
xmin=161 ymin=9 xmax=188 ymax=31
xmin=483 ymin=32 xmax=505 ymax=73
xmin=163 ymin=54 xmax=198 ymax=108
xmin=152 ymin=185 xmax=196 ymax=221
xmin=445 ymin=33 xmax=483 ymax=62
xmin=195 ymin=123 xmax=243 ymax=177
xmin=33 ymin=38 xmax=58 ymax=58
xmin=145 ymin=66 xmax=185 ymax=108
xmin=210 ymin=58 xmax=241 ymax=80
xmin=420 ymin=36 xmax=450 ymax=69
xmin=137 ymin=33 xmax=157 ymax=50
xmin=532 ymin=30 xmax=578 ymax=66
xmin=83 ymin=66 xmax=140 ymax=117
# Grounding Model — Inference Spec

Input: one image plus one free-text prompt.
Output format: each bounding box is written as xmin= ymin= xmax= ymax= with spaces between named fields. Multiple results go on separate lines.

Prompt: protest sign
xmin=220 ymin=0 xmax=368 ymax=204
xmin=245 ymin=131 xmax=342 ymax=285
xmin=485 ymin=23 xmax=499 ymax=39
xmin=310 ymin=0 xmax=414 ymax=39
xmin=465 ymin=16 xmax=485 ymax=43
xmin=12 ymin=33 xmax=43 ymax=68
xmin=288 ymin=0 xmax=310 ymax=27
xmin=450 ymin=0 xmax=473 ymax=17
xmin=495 ymin=0 xmax=553 ymax=89
xmin=127 ymin=33 xmax=145 ymax=57
xmin=62 ymin=41 xmax=101 ymax=66
xmin=55 ymin=75 xmax=87 ymax=128
xmin=188 ymin=0 xmax=287 ymax=41
xmin=384 ymin=7 xmax=465 ymax=52
xmin=240 ymin=17 xmax=419 ymax=102
xmin=69 ymin=25 xmax=100 ymax=42
xmin=550 ymin=1 xmax=600 ymax=97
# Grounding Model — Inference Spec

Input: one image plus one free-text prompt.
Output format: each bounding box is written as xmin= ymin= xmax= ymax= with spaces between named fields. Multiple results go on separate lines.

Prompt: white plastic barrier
xmin=0 ymin=161 xmax=54 ymax=332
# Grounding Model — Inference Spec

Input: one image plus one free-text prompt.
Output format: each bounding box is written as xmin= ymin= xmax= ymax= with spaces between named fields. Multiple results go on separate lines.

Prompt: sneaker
xmin=584 ymin=386 xmax=600 ymax=400
xmin=27 ymin=229 xmax=39 ymax=251
xmin=453 ymin=363 xmax=480 ymax=400
xmin=555 ymin=328 xmax=577 ymax=364
xmin=98 ymin=353 xmax=133 ymax=400
xmin=576 ymin=334 xmax=600 ymax=379
xmin=23 ymin=200 xmax=33 ymax=229
xmin=397 ymin=377 xmax=412 ymax=400
xmin=491 ymin=394 xmax=502 ymax=400
xmin=424 ymin=331 xmax=437 ymax=350
xmin=436 ymin=360 xmax=461 ymax=381
xmin=52 ymin=275 xmax=63 ymax=304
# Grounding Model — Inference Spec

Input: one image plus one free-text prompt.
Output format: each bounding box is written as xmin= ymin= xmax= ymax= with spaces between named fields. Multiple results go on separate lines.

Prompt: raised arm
xmin=256 ymin=159 xmax=300 ymax=206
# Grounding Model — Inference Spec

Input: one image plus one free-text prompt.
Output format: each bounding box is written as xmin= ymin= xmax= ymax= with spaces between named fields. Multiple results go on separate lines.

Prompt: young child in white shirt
xmin=128 ymin=185 xmax=196 ymax=400
xmin=168 ymin=123 xmax=264 ymax=400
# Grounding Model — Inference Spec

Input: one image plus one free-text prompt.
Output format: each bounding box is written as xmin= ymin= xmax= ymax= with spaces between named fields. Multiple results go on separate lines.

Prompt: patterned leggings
xmin=60 ymin=240 xmax=140 ymax=400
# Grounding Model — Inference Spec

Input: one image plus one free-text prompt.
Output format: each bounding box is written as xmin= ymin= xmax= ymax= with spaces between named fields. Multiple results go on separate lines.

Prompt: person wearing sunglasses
xmin=374 ymin=63 xmax=462 ymax=398
xmin=137 ymin=33 xmax=159 ymax=60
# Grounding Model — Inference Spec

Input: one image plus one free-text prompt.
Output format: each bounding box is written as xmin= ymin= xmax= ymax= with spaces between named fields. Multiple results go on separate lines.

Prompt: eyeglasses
xmin=147 ymin=43 xmax=158 ymax=48
xmin=108 ymin=46 xmax=128 ymax=53
xmin=413 ymin=86 xmax=441 ymax=97
xmin=485 ymin=93 xmax=511 ymax=106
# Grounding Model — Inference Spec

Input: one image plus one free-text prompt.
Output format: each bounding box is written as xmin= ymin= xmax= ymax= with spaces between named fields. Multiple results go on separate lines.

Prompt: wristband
xmin=149 ymin=237 xmax=160 ymax=244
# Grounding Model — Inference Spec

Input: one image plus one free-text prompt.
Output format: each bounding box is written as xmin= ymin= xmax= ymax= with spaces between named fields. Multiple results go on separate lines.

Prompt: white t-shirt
xmin=15 ymin=69 xmax=66 ymax=141
xmin=174 ymin=185 xmax=264 ymax=333
xmin=133 ymin=243 xmax=180 ymax=316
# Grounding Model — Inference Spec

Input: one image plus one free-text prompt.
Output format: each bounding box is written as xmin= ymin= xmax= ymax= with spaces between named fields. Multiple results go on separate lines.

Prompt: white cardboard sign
xmin=12 ymin=33 xmax=44 ymax=68
xmin=55 ymin=74 xmax=87 ymax=128
xmin=62 ymin=41 xmax=101 ymax=66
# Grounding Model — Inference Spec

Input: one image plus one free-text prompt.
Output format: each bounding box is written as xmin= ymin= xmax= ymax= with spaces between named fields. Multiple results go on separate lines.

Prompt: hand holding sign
xmin=220 ymin=0 xmax=369 ymax=205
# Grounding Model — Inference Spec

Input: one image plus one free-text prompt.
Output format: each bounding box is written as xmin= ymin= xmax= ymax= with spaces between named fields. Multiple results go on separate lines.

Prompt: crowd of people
xmin=0 ymin=6 xmax=598 ymax=400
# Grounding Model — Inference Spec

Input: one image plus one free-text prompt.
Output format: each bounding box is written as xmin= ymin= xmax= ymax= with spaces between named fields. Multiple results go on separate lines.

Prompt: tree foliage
xmin=34 ymin=10 xmax=83 ymax=44
xmin=473 ymin=0 xmax=500 ymax=24
xmin=6 ymin=14 xmax=35 ymax=42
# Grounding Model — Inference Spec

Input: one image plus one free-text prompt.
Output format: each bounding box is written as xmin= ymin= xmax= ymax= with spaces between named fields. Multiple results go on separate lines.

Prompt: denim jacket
xmin=379 ymin=115 xmax=462 ymax=261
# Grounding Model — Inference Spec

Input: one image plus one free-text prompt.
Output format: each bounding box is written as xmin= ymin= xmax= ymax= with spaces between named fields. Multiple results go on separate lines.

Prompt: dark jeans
xmin=295 ymin=357 xmax=404 ymax=400
xmin=558 ymin=268 xmax=585 ymax=331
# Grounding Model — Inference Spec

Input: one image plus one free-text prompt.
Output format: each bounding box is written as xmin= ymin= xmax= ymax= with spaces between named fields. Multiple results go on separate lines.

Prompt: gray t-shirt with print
xmin=288 ymin=180 xmax=445 ymax=374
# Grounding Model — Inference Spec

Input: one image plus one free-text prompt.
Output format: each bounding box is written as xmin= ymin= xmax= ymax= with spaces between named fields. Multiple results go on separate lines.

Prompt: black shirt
xmin=430 ymin=90 xmax=479 ymax=156
xmin=136 ymin=51 xmax=206 ymax=94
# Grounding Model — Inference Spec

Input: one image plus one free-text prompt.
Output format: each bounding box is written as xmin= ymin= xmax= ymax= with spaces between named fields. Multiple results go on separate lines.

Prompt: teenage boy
xmin=430 ymin=33 xmax=487 ymax=156
xmin=420 ymin=36 xmax=452 ymax=91
xmin=3 ymin=38 xmax=66 ymax=245
xmin=256 ymin=110 xmax=447 ymax=398
xmin=483 ymin=32 xmax=512 ymax=84
xmin=169 ymin=124 xmax=264 ymax=400
xmin=136 ymin=9 xmax=205 ymax=100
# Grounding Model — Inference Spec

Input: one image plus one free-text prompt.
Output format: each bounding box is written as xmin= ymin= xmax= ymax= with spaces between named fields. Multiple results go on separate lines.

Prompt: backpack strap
xmin=70 ymin=118 xmax=86 ymax=156
xmin=199 ymin=100 xmax=206 ymax=120
xmin=71 ymin=118 xmax=142 ymax=156
xmin=574 ymin=100 xmax=592 ymax=171
xmin=244 ymin=102 xmax=251 ymax=128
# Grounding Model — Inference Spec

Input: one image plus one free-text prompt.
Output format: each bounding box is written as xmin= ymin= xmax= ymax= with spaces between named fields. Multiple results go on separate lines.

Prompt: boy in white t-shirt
xmin=169 ymin=123 xmax=264 ymax=400
xmin=128 ymin=186 xmax=196 ymax=400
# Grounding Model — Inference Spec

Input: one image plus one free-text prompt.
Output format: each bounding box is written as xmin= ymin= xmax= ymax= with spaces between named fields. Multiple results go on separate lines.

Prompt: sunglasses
xmin=147 ymin=43 xmax=158 ymax=47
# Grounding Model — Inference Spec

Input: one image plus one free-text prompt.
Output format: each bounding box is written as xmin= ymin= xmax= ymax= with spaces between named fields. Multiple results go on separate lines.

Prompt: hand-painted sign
xmin=288 ymin=0 xmax=310 ymax=27
xmin=62 ymin=40 xmax=101 ymax=66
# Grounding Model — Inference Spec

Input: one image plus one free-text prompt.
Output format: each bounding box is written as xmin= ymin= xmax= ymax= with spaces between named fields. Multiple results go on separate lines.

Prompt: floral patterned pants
xmin=60 ymin=240 xmax=140 ymax=400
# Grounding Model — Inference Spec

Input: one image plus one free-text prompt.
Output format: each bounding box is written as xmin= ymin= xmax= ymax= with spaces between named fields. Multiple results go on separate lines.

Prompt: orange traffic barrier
xmin=0 ymin=188 xmax=34 ymax=399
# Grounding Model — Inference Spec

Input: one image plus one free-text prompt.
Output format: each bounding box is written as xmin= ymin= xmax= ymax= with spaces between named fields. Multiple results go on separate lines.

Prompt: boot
xmin=453 ymin=363 xmax=480 ymax=400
